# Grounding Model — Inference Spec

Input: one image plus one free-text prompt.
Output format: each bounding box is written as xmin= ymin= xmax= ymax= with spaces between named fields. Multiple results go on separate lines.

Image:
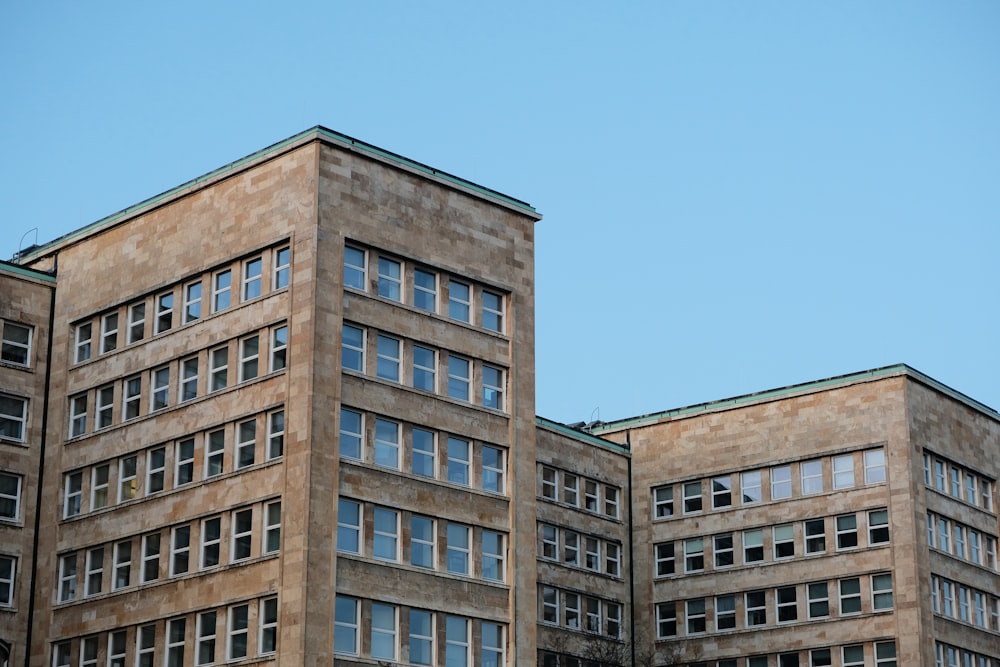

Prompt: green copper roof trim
xmin=590 ymin=364 xmax=1000 ymax=434
xmin=0 ymin=260 xmax=56 ymax=283
xmin=16 ymin=126 xmax=538 ymax=262
xmin=536 ymin=416 xmax=631 ymax=454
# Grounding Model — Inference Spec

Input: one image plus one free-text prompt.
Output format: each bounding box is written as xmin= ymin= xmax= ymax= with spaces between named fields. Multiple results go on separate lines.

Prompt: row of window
xmin=538 ymin=465 xmax=621 ymax=520
xmin=615 ymin=642 xmax=899 ymax=667
xmin=936 ymin=642 xmax=999 ymax=667
xmin=0 ymin=471 xmax=22 ymax=522
xmin=74 ymin=244 xmax=290 ymax=364
xmin=344 ymin=243 xmax=506 ymax=335
xmin=538 ymin=522 xmax=622 ymax=578
xmin=653 ymin=448 xmax=887 ymax=519
xmin=926 ymin=511 xmax=999 ymax=570
xmin=51 ymin=597 xmax=277 ymax=666
xmin=1 ymin=319 xmax=32 ymax=368
xmin=0 ymin=555 xmax=14 ymax=607
xmin=68 ymin=325 xmax=287 ymax=438
xmin=655 ymin=573 xmax=894 ymax=639
xmin=334 ymin=596 xmax=506 ymax=666
xmin=0 ymin=393 xmax=28 ymax=442
xmin=343 ymin=322 xmax=506 ymax=411
xmin=923 ymin=452 xmax=996 ymax=513
xmin=539 ymin=585 xmax=623 ymax=638
xmin=57 ymin=500 xmax=280 ymax=603
xmin=340 ymin=406 xmax=506 ymax=494
xmin=929 ymin=574 xmax=1000 ymax=631
xmin=64 ymin=409 xmax=284 ymax=518
xmin=336 ymin=498 xmax=505 ymax=582
xmin=655 ymin=508 xmax=890 ymax=576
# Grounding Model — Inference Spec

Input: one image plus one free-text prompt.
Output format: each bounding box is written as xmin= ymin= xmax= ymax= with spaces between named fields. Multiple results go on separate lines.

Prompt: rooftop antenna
xmin=16 ymin=228 xmax=38 ymax=260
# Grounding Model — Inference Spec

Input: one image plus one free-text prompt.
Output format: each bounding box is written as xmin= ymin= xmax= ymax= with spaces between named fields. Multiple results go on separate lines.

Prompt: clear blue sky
xmin=3 ymin=2 xmax=998 ymax=423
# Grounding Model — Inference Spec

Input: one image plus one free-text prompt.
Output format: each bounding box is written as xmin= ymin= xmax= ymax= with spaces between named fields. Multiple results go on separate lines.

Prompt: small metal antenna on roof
xmin=590 ymin=407 xmax=600 ymax=424
xmin=17 ymin=228 xmax=39 ymax=259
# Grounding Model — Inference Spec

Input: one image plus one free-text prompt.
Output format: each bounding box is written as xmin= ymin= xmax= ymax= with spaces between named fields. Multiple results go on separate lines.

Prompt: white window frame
xmin=371 ymin=602 xmax=398 ymax=662
xmin=273 ymin=245 xmax=291 ymax=290
xmin=836 ymin=514 xmax=859 ymax=550
xmin=112 ymin=540 xmax=131 ymax=591
xmin=150 ymin=366 xmax=169 ymax=411
xmin=107 ymin=630 xmax=126 ymax=667
xmin=655 ymin=542 xmax=674 ymax=577
xmin=84 ymin=546 xmax=103 ymax=597
xmin=197 ymin=611 xmax=217 ymax=666
xmin=343 ymin=246 xmax=366 ymax=291
xmin=227 ymin=603 xmax=250 ymax=660
xmin=180 ymin=356 xmax=198 ymax=402
xmin=773 ymin=524 xmax=795 ymax=559
xmin=605 ymin=485 xmax=620 ymax=518
xmin=200 ymin=516 xmax=222 ymax=569
xmin=684 ymin=537 xmax=704 ymax=573
xmin=714 ymin=533 xmax=734 ymax=568
xmin=776 ymin=586 xmax=797 ymax=623
xmin=236 ymin=419 xmax=256 ymax=470
xmin=864 ymin=448 xmax=887 ymax=484
xmin=808 ymin=581 xmax=829 ymax=619
xmin=374 ymin=417 xmax=400 ymax=470
xmin=653 ymin=485 xmax=673 ymax=518
xmin=833 ymin=454 xmax=855 ymax=489
xmin=872 ymin=573 xmax=894 ymax=610
xmin=334 ymin=596 xmax=359 ymax=655
xmin=100 ymin=312 xmax=118 ymax=354
xmin=91 ymin=464 xmax=110 ymax=510
xmin=745 ymin=590 xmax=767 ymax=626
xmin=606 ymin=541 xmax=621 ymax=576
xmin=242 ymin=256 xmax=262 ymax=301
xmin=96 ymin=384 xmax=114 ymax=429
xmin=1 ymin=320 xmax=31 ymax=366
xmin=839 ymin=577 xmax=862 ymax=615
xmin=267 ymin=410 xmax=284 ymax=461
xmin=69 ymin=393 xmax=87 ymax=438
xmin=122 ymin=375 xmax=141 ymax=420
xmin=801 ymin=459 xmax=823 ymax=494
xmin=483 ymin=530 xmax=505 ymax=581
xmin=212 ymin=269 xmax=232 ymax=312
xmin=682 ymin=480 xmax=702 ymax=514
xmin=231 ymin=508 xmax=253 ymax=562
xmin=447 ymin=436 xmax=470 ymax=486
xmin=270 ymin=325 xmax=287 ymax=372
xmin=482 ymin=445 xmax=506 ymax=494
xmin=448 ymin=280 xmax=471 ymax=322
xmin=686 ymin=598 xmax=706 ymax=634
xmin=58 ymin=553 xmax=77 ymax=602
xmin=141 ymin=532 xmax=160 ymax=583
xmin=711 ymin=475 xmax=732 ymax=509
xmin=447 ymin=355 xmax=471 ymax=401
xmin=337 ymin=498 xmax=362 ymax=555
xmin=481 ymin=621 xmax=505 ymax=666
xmin=147 ymin=447 xmax=166 ymax=494
xmin=210 ymin=346 xmax=228 ymax=392
xmin=410 ymin=515 xmax=435 ymax=569
xmin=175 ymin=438 xmax=195 ymax=486
xmin=63 ymin=471 xmax=82 ymax=518
xmin=127 ymin=303 xmax=145 ymax=344
xmin=741 ymin=470 xmax=762 ymax=504
xmin=743 ymin=528 xmax=764 ymax=563
xmin=260 ymin=597 xmax=278 ymax=655
xmin=481 ymin=289 xmax=504 ymax=333
xmin=373 ymin=507 xmax=400 ymax=562
xmin=541 ymin=466 xmax=557 ymax=500
xmin=239 ymin=335 xmax=259 ymax=382
xmin=413 ymin=267 xmax=437 ymax=312
xmin=771 ymin=465 xmax=792 ymax=500
xmin=655 ymin=601 xmax=677 ymax=638
xmin=341 ymin=323 xmax=365 ymax=373
xmin=563 ymin=530 xmax=579 ymax=566
xmin=339 ymin=408 xmax=363 ymax=461
xmin=155 ymin=291 xmax=174 ymax=335
xmin=117 ymin=455 xmax=137 ymax=503
xmin=377 ymin=256 xmax=403 ymax=301
xmin=804 ymin=518 xmax=826 ymax=554
xmin=446 ymin=523 xmax=471 ymax=575
xmin=0 ymin=393 xmax=27 ymax=442
xmin=166 ymin=618 xmax=186 ymax=667
xmin=715 ymin=594 xmax=736 ymax=630
xmin=412 ymin=344 xmax=437 ymax=392
xmin=136 ymin=624 xmax=155 ymax=667
xmin=264 ymin=500 xmax=281 ymax=554
xmin=170 ymin=525 xmax=191 ymax=576
xmin=409 ymin=609 xmax=434 ymax=665
xmin=376 ymin=334 xmax=401 ymax=381
xmin=482 ymin=364 xmax=505 ymax=411
xmin=75 ymin=322 xmax=93 ymax=363
xmin=183 ymin=280 xmax=202 ymax=324
xmin=444 ymin=616 xmax=470 ymax=667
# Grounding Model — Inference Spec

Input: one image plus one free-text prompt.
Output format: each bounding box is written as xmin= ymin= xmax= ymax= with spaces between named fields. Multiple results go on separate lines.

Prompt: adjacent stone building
xmin=1 ymin=127 xmax=998 ymax=667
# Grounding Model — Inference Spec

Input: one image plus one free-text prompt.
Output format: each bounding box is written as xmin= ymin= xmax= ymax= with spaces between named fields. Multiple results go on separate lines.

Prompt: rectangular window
xmin=654 ymin=485 xmax=674 ymax=518
xmin=155 ymin=292 xmax=174 ymax=334
xmin=869 ymin=509 xmax=890 ymax=545
xmin=112 ymin=540 xmax=131 ymax=590
xmin=343 ymin=246 xmax=367 ymax=291
xmin=409 ymin=609 xmax=434 ymax=666
xmin=562 ymin=472 xmax=579 ymax=506
xmin=410 ymin=515 xmax=435 ymax=568
xmin=239 ymin=335 xmax=259 ymax=381
xmin=743 ymin=529 xmax=764 ymax=563
xmin=1 ymin=321 xmax=31 ymax=366
xmin=684 ymin=537 xmax=704 ymax=572
xmin=954 ymin=524 xmax=967 ymax=558
xmin=774 ymin=524 xmax=795 ymax=559
xmin=447 ymin=436 xmax=470 ymax=486
xmin=213 ymin=269 xmax=232 ymax=312
xmin=447 ymin=523 xmax=471 ymax=575
xmin=448 ymin=280 xmax=471 ymax=322
xmin=686 ymin=598 xmax=706 ymax=634
xmin=482 ymin=445 xmax=505 ymax=494
xmin=0 ymin=473 xmax=20 ymax=522
xmin=264 ymin=500 xmax=281 ymax=554
xmin=337 ymin=498 xmax=361 ymax=554
xmin=874 ymin=641 xmax=897 ymax=667
xmin=410 ymin=427 xmax=435 ymax=478
xmin=745 ymin=590 xmax=766 ymax=626
xmin=712 ymin=475 xmax=732 ymax=509
xmin=839 ymin=577 xmax=862 ymax=614
xmin=127 ymin=303 xmax=145 ymax=344
xmin=201 ymin=517 xmax=221 ymax=568
xmin=656 ymin=601 xmax=677 ymax=638
xmin=96 ymin=385 xmax=114 ymax=429
xmin=836 ymin=514 xmax=859 ymax=550
xmin=58 ymin=554 xmax=76 ymax=601
xmin=236 ymin=419 xmax=256 ymax=469
xmin=117 ymin=455 xmax=137 ymax=502
xmin=107 ymin=630 xmax=126 ymax=667
xmin=957 ymin=585 xmax=970 ymax=621
xmin=808 ymin=582 xmax=829 ymax=618
xmin=184 ymin=281 xmax=202 ymax=323
xmin=374 ymin=418 xmax=400 ymax=469
xmin=482 ymin=621 xmax=504 ymax=666
xmin=682 ymin=480 xmax=702 ymax=513
xmin=197 ymin=611 xmax=217 ymax=666
xmin=91 ymin=464 xmax=110 ymax=510
xmin=939 ymin=516 xmax=951 ymax=552
xmin=771 ymin=465 xmax=792 ymax=499
xmin=951 ymin=467 xmax=962 ymax=498
xmin=776 ymin=586 xmax=798 ymax=623
xmin=75 ymin=322 xmax=93 ymax=363
xmin=980 ymin=479 xmax=993 ymax=511
xmin=655 ymin=542 xmax=676 ymax=578
xmin=541 ymin=467 xmax=557 ymax=500
xmin=482 ymin=290 xmax=504 ymax=333
xmin=100 ymin=312 xmax=118 ymax=354
xmin=445 ymin=616 xmax=469 ymax=667
xmin=714 ymin=533 xmax=734 ymax=568
xmin=842 ymin=645 xmax=865 ymax=667
xmin=872 ymin=573 xmax=893 ymax=610
xmin=84 ymin=546 xmax=103 ymax=596
xmin=801 ymin=460 xmax=823 ymax=494
xmin=205 ymin=429 xmax=225 ymax=478
xmin=584 ymin=535 xmax=600 ymax=571
xmin=965 ymin=471 xmax=979 ymax=504
xmin=833 ymin=454 xmax=855 ymax=489
xmin=865 ymin=448 xmax=887 ymax=484
xmin=374 ymin=507 xmax=400 ymax=562
xmin=741 ymin=471 xmax=762 ymax=504
xmin=242 ymin=257 xmax=262 ymax=301
xmin=542 ymin=586 xmax=559 ymax=624
xmin=805 ymin=518 xmax=826 ymax=554
xmin=810 ymin=649 xmax=832 ymax=667
xmin=447 ymin=355 xmax=471 ymax=401
xmin=265 ymin=410 xmax=285 ymax=460
xmin=411 ymin=345 xmax=437 ymax=392
xmin=371 ymin=602 xmax=397 ymax=661
xmin=541 ymin=525 xmax=558 ymax=560
xmin=69 ymin=393 xmax=87 ymax=437
xmin=606 ymin=542 xmax=621 ymax=577
xmin=209 ymin=346 xmax=228 ymax=392
xmin=123 ymin=375 xmax=141 ymax=420
xmin=232 ymin=509 xmax=253 ymax=561
xmin=79 ymin=636 xmax=98 ymax=667
xmin=716 ymin=594 xmax=736 ymax=630
xmin=273 ymin=245 xmax=291 ymax=289
xmin=141 ymin=532 xmax=160 ymax=582
xmin=378 ymin=257 xmax=402 ymax=301
xmin=482 ymin=364 xmax=505 ymax=410
xmin=260 ymin=597 xmax=278 ymax=654
xmin=556 ymin=530 xmax=575 ymax=567
xmin=171 ymin=525 xmax=191 ymax=576
xmin=376 ymin=334 xmax=401 ymax=381
xmin=413 ymin=268 xmax=437 ymax=312
xmin=267 ymin=325 xmax=288 ymax=373
xmin=934 ymin=459 xmax=946 ymax=491
xmin=180 ymin=356 xmax=198 ymax=402
xmin=0 ymin=394 xmax=26 ymax=443
xmin=166 ymin=618 xmax=186 ymax=667
xmin=339 ymin=408 xmax=363 ymax=460
xmin=942 ymin=580 xmax=955 ymax=617
xmin=228 ymin=604 xmax=250 ymax=660
xmin=64 ymin=471 xmax=83 ymax=518
xmin=176 ymin=438 xmax=195 ymax=485
xmin=341 ymin=324 xmax=365 ymax=372
xmin=605 ymin=485 xmax=620 ymax=518
xmin=151 ymin=366 xmax=170 ymax=411
xmin=969 ymin=529 xmax=982 ymax=565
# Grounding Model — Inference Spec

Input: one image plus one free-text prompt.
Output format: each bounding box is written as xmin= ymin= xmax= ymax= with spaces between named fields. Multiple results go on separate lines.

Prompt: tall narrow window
xmin=151 ymin=366 xmax=170 ymax=411
xmin=482 ymin=530 xmax=505 ymax=581
xmin=242 ymin=257 xmax=262 ymax=301
xmin=91 ymin=464 xmax=110 ymax=510
xmin=210 ymin=346 xmax=229 ymax=392
xmin=205 ymin=430 xmax=225 ymax=477
xmin=123 ymin=375 xmax=142 ymax=420
xmin=69 ymin=393 xmax=87 ymax=437
xmin=606 ymin=542 xmax=621 ymax=576
xmin=833 ymin=454 xmax=855 ymax=489
xmin=376 ymin=334 xmax=400 ymax=381
xmin=447 ymin=437 xmax=470 ymax=486
xmin=377 ymin=257 xmax=402 ymax=301
xmin=141 ymin=533 xmax=160 ymax=582
xmin=869 ymin=509 xmax=890 ymax=545
xmin=716 ymin=594 xmax=736 ymax=630
xmin=1 ymin=321 xmax=31 ymax=366
xmin=744 ymin=529 xmax=764 ymax=563
xmin=413 ymin=268 xmax=437 ymax=312
xmin=771 ymin=465 xmax=792 ymax=499
xmin=741 ymin=471 xmax=762 ymax=504
xmin=745 ymin=590 xmax=767 ymax=626
xmin=274 ymin=245 xmax=291 ymax=289
xmin=864 ymin=448 xmax=887 ymax=484
xmin=411 ymin=515 xmax=435 ymax=568
xmin=605 ymin=486 xmax=620 ymax=518
xmin=113 ymin=541 xmax=131 ymax=590
xmin=180 ymin=357 xmax=199 ymax=402
xmin=653 ymin=485 xmax=674 ymax=518
xmin=264 ymin=500 xmax=282 ymax=554
xmin=412 ymin=428 xmax=436 ymax=478
xmin=341 ymin=324 xmax=365 ymax=372
xmin=836 ymin=514 xmax=859 ymax=550
xmin=482 ymin=290 xmax=504 ymax=333
xmin=656 ymin=602 xmax=677 ymax=638
xmin=232 ymin=509 xmax=253 ymax=561
xmin=374 ymin=418 xmax=400 ymax=469
xmin=127 ymin=303 xmax=145 ymax=344
xmin=155 ymin=292 xmax=174 ymax=334
xmin=100 ymin=313 xmax=119 ymax=353
xmin=801 ymin=459 xmax=823 ymax=494
xmin=343 ymin=246 xmax=366 ymax=291
xmin=714 ymin=533 xmax=734 ymax=567
xmin=337 ymin=498 xmax=361 ymax=554
xmin=374 ymin=507 xmax=399 ymax=561
xmin=449 ymin=280 xmax=471 ymax=322
xmin=96 ymin=385 xmax=114 ymax=429
xmin=84 ymin=546 xmax=103 ymax=596
xmin=184 ymin=281 xmax=202 ymax=323
xmin=371 ymin=603 xmax=397 ymax=661
xmin=239 ymin=335 xmax=259 ymax=381
xmin=213 ymin=269 xmax=232 ymax=312
xmin=201 ymin=517 xmax=222 ymax=568
xmin=655 ymin=542 xmax=675 ymax=576
xmin=118 ymin=456 xmax=137 ymax=502
xmin=334 ymin=596 xmax=359 ymax=655
xmin=839 ymin=578 xmax=862 ymax=614
xmin=776 ymin=586 xmax=798 ymax=622
xmin=585 ymin=480 xmax=600 ymax=512
xmin=268 ymin=410 xmax=285 ymax=460
xmin=683 ymin=480 xmax=702 ymax=514
xmin=236 ymin=419 xmax=256 ymax=469
xmin=228 ymin=604 xmax=250 ymax=660
xmin=176 ymin=438 xmax=195 ymax=485
xmin=712 ymin=475 xmax=732 ymax=509
xmin=75 ymin=322 xmax=93 ymax=363
xmin=541 ymin=467 xmax=557 ymax=500
xmin=447 ymin=523 xmax=471 ymax=575
xmin=482 ymin=622 xmax=504 ymax=666
xmin=107 ymin=631 xmax=126 ymax=667
xmin=445 ymin=616 xmax=469 ymax=667
xmin=808 ymin=582 xmax=829 ymax=618
xmin=412 ymin=345 xmax=437 ymax=392
xmin=260 ymin=597 xmax=278 ymax=655
xmin=58 ymin=554 xmax=77 ymax=601
xmin=447 ymin=355 xmax=471 ymax=401
xmin=0 ymin=394 xmax=27 ymax=442
xmin=166 ymin=618 xmax=186 ymax=667
xmin=197 ymin=611 xmax=217 ymax=666
xmin=339 ymin=408 xmax=363 ymax=460
xmin=563 ymin=531 xmax=580 ymax=566
xmin=774 ymin=524 xmax=795 ymax=559
xmin=64 ymin=471 xmax=83 ymax=518
xmin=271 ymin=325 xmax=288 ymax=372
xmin=482 ymin=445 xmax=506 ymax=494
xmin=686 ymin=598 xmax=706 ymax=634
xmin=872 ymin=573 xmax=894 ymax=610
xmin=482 ymin=364 xmax=505 ymax=410
xmin=171 ymin=525 xmax=191 ymax=576
xmin=409 ymin=610 xmax=434 ymax=666
xmin=136 ymin=625 xmax=155 ymax=667
xmin=684 ymin=537 xmax=704 ymax=572
xmin=0 ymin=473 xmax=20 ymax=522
xmin=805 ymin=518 xmax=826 ymax=554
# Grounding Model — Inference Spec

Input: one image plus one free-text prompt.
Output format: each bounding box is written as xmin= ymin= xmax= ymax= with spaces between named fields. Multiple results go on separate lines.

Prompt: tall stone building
xmin=1 ymin=128 xmax=998 ymax=667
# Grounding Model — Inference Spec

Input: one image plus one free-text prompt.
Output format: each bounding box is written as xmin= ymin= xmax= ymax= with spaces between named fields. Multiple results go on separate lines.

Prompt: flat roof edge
xmin=0 ymin=259 xmax=56 ymax=284
xmin=536 ymin=415 xmax=630 ymax=454
xmin=15 ymin=126 xmax=539 ymax=263
xmin=591 ymin=364 xmax=1000 ymax=433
